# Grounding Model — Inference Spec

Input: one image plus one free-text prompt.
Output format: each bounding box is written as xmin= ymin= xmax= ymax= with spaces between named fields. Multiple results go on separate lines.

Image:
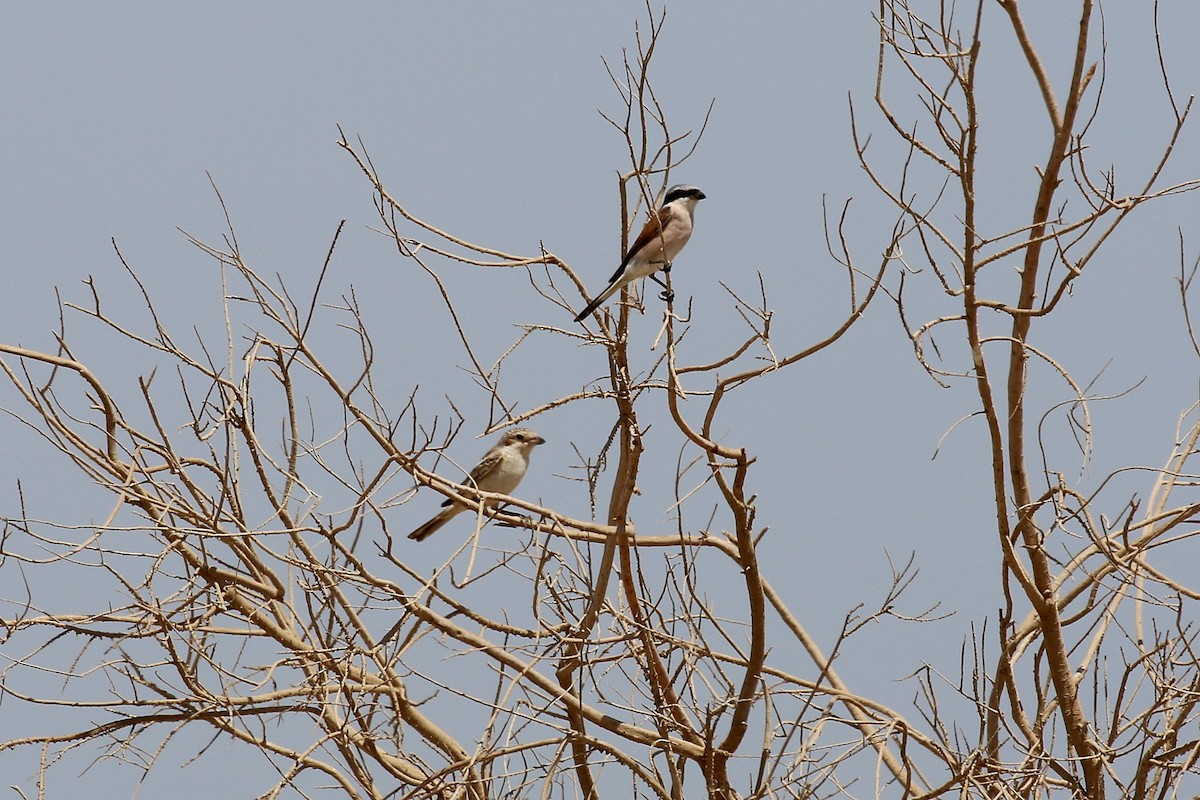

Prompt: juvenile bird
xmin=408 ymin=428 xmax=546 ymax=542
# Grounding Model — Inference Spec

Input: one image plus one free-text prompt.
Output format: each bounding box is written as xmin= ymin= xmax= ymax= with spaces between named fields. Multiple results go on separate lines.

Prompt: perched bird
xmin=574 ymin=184 xmax=707 ymax=322
xmin=407 ymin=428 xmax=546 ymax=542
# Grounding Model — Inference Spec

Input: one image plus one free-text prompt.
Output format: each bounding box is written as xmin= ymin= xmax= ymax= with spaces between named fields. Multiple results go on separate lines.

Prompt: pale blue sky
xmin=3 ymin=4 xmax=1200 ymax=797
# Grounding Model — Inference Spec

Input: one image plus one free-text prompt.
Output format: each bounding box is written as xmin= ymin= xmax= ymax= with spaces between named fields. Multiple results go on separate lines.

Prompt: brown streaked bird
xmin=407 ymin=428 xmax=546 ymax=542
xmin=574 ymin=184 xmax=706 ymax=322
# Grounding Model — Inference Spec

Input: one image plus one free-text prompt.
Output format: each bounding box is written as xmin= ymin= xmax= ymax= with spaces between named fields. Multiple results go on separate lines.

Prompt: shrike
xmin=408 ymin=428 xmax=546 ymax=542
xmin=574 ymin=184 xmax=706 ymax=322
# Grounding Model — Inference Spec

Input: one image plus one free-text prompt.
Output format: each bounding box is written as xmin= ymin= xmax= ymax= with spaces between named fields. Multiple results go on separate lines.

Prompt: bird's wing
xmin=610 ymin=206 xmax=675 ymax=280
xmin=467 ymin=448 xmax=505 ymax=487
xmin=437 ymin=447 xmax=505 ymax=507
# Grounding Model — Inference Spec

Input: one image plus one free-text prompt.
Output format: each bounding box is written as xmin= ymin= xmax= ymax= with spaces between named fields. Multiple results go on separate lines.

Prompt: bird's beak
xmin=533 ymin=436 xmax=547 ymax=445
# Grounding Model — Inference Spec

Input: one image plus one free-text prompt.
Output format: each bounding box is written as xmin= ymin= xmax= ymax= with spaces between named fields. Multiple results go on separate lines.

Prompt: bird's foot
xmin=648 ymin=270 xmax=673 ymax=303
xmin=661 ymin=261 xmax=673 ymax=273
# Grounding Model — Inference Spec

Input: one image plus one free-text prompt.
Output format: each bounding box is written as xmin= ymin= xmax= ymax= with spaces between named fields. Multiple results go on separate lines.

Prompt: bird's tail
xmin=408 ymin=505 xmax=464 ymax=542
xmin=574 ymin=279 xmax=625 ymax=322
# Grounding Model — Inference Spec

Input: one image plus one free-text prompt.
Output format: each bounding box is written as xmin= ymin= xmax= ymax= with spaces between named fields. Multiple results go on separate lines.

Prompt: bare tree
xmin=859 ymin=1 xmax=1200 ymax=798
xmin=2 ymin=3 xmax=1199 ymax=799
